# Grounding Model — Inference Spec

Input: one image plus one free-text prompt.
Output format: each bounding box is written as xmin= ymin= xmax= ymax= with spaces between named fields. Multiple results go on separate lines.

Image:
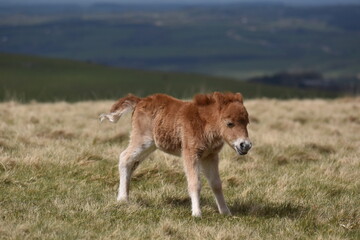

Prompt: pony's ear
xmin=234 ymin=92 xmax=244 ymax=103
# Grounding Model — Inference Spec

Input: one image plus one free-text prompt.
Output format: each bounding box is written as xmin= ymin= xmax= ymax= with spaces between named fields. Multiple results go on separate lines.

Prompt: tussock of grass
xmin=0 ymin=98 xmax=359 ymax=239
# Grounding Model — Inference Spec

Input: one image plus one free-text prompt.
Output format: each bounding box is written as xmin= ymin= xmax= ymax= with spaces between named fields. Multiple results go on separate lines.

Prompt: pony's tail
xmin=99 ymin=94 xmax=141 ymax=123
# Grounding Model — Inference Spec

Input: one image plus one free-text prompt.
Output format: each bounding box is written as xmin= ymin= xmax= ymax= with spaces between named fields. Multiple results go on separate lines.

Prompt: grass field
xmin=0 ymin=97 xmax=359 ymax=239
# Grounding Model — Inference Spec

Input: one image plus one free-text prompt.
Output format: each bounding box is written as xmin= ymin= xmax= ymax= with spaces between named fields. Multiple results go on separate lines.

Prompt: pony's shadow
xmin=164 ymin=197 xmax=191 ymax=207
xmin=164 ymin=197 xmax=307 ymax=219
xmin=230 ymin=199 xmax=308 ymax=219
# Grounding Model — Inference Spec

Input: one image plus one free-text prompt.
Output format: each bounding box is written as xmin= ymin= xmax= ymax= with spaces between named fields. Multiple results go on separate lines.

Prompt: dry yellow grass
xmin=0 ymin=98 xmax=359 ymax=239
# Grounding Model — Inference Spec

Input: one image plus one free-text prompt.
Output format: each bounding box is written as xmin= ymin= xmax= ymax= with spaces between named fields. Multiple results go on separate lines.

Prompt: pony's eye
xmin=227 ymin=122 xmax=235 ymax=128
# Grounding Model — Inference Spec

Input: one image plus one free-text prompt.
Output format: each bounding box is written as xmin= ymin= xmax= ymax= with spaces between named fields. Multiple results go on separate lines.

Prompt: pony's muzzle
xmin=235 ymin=140 xmax=252 ymax=155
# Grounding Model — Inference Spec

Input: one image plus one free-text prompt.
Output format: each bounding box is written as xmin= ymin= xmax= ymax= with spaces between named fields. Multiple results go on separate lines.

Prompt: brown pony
xmin=99 ymin=92 xmax=252 ymax=217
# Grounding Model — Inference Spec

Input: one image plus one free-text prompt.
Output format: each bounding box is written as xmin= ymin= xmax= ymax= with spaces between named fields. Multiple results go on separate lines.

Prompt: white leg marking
xmin=117 ymin=151 xmax=130 ymax=202
xmin=190 ymin=191 xmax=201 ymax=217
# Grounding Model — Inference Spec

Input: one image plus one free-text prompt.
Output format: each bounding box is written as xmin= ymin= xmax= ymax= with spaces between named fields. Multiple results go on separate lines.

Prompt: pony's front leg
xmin=200 ymin=154 xmax=231 ymax=215
xmin=183 ymin=150 xmax=201 ymax=217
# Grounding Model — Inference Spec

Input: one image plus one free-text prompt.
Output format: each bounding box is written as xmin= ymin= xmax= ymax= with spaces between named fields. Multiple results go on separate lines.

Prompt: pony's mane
xmin=193 ymin=92 xmax=243 ymax=106
xmin=193 ymin=93 xmax=216 ymax=106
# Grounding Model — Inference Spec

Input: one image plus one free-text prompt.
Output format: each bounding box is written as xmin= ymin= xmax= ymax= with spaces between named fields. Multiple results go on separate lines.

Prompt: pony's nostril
xmin=240 ymin=141 xmax=252 ymax=151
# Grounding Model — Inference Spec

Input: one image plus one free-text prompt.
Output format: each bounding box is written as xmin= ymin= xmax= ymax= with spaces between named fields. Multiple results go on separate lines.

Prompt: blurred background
xmin=0 ymin=0 xmax=359 ymax=101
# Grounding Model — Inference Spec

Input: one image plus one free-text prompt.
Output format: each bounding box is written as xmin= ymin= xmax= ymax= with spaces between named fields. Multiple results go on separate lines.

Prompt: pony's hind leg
xmin=117 ymin=137 xmax=155 ymax=202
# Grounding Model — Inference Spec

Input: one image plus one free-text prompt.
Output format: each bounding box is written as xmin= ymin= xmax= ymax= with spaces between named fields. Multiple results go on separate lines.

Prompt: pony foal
xmin=99 ymin=92 xmax=252 ymax=217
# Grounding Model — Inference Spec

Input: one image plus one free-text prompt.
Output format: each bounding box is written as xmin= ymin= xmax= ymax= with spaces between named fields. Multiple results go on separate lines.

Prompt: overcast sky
xmin=2 ymin=0 xmax=360 ymax=5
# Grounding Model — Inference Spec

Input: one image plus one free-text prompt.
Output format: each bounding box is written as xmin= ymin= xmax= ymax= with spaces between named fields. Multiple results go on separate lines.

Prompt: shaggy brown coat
xmin=100 ymin=92 xmax=252 ymax=217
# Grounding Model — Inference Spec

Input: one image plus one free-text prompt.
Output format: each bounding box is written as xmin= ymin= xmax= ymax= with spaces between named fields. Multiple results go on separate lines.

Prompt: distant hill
xmin=249 ymin=71 xmax=360 ymax=94
xmin=0 ymin=53 xmax=337 ymax=102
xmin=1 ymin=1 xmax=360 ymax=6
xmin=0 ymin=3 xmax=359 ymax=80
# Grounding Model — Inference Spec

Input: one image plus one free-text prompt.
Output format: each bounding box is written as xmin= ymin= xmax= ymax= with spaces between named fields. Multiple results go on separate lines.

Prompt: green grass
xmin=0 ymin=53 xmax=337 ymax=102
xmin=0 ymin=98 xmax=359 ymax=239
